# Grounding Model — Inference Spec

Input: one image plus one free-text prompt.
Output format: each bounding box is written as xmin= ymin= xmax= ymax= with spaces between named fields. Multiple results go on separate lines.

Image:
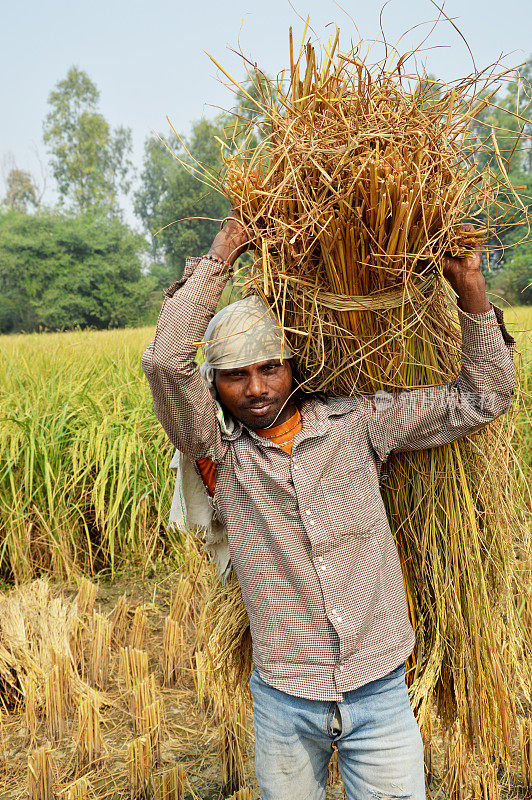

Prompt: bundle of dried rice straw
xmin=172 ymin=22 xmax=531 ymax=793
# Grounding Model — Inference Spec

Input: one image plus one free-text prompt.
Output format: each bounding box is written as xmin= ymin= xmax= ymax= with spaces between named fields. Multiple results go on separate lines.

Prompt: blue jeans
xmin=249 ymin=662 xmax=425 ymax=800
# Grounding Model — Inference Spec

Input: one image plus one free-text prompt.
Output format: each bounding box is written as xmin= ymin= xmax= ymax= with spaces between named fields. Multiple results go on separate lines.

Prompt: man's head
xmin=214 ymin=357 xmax=295 ymax=429
xmin=200 ymin=295 xmax=297 ymax=429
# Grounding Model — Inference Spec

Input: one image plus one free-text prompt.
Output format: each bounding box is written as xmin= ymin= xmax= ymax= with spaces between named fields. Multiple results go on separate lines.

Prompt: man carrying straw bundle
xmin=142 ymin=210 xmax=515 ymax=799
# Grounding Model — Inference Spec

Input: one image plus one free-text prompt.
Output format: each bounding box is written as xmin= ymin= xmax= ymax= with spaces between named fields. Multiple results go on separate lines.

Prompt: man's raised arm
xmin=366 ymin=226 xmax=516 ymax=461
xmin=141 ymin=214 xmax=249 ymax=462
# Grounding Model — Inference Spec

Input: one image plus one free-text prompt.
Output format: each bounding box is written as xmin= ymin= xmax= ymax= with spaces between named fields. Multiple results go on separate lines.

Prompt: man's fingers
xmin=224 ymin=210 xmax=248 ymax=233
xmin=228 ymin=208 xmax=246 ymax=225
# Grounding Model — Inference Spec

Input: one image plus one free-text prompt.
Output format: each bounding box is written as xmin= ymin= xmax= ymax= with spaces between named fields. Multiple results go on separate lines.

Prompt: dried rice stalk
xmin=169 ymin=578 xmax=194 ymax=627
xmin=45 ymin=663 xmax=68 ymax=743
xmin=110 ymin=592 xmax=131 ymax=648
xmin=28 ymin=744 xmax=56 ymax=800
xmin=201 ymin=570 xmax=253 ymax=693
xmin=128 ymin=735 xmax=153 ymax=800
xmin=0 ymin=639 xmax=24 ymax=711
xmin=51 ymin=650 xmax=75 ymax=711
xmin=214 ymin=37 xmax=526 ymax=396
xmin=155 ymin=764 xmax=186 ymax=800
xmin=327 ymin=748 xmax=341 ymax=785
xmin=217 ymin=689 xmax=249 ymax=795
xmin=141 ymin=698 xmax=164 ymax=766
xmin=129 ymin=606 xmax=149 ymax=651
xmin=69 ymin=616 xmax=85 ymax=675
xmin=0 ymin=707 xmax=5 ymax=773
xmin=118 ymin=647 xmax=149 ymax=695
xmin=131 ymin=674 xmax=157 ymax=734
xmin=76 ymin=578 xmax=97 ymax=618
xmin=0 ymin=579 xmax=105 ymax=719
xmin=445 ymin=723 xmax=469 ymax=800
xmin=193 ymin=650 xmax=211 ymax=712
xmin=226 ymin=790 xmax=254 ymax=800
xmin=87 ymin=613 xmax=111 ymax=690
xmin=471 ymin=763 xmax=500 ymax=800
xmin=518 ymin=717 xmax=532 ymax=789
xmin=161 ymin=617 xmax=185 ymax=687
xmin=422 ymin=705 xmax=439 ymax=783
xmin=59 ymin=777 xmax=93 ymax=800
xmin=0 ymin=579 xmax=78 ymax=710
xmin=76 ymin=694 xmax=104 ymax=769
xmin=24 ymin=671 xmax=40 ymax=743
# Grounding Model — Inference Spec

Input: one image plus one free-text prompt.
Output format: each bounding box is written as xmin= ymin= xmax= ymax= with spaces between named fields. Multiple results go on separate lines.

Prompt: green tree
xmin=468 ymin=57 xmax=532 ymax=269
xmin=43 ymin=67 xmax=133 ymax=215
xmin=0 ymin=210 xmax=153 ymax=333
xmin=134 ymin=118 xmax=230 ymax=286
xmin=489 ymin=240 xmax=532 ymax=305
xmin=2 ymin=168 xmax=39 ymax=212
xmin=135 ymin=72 xmax=274 ymax=286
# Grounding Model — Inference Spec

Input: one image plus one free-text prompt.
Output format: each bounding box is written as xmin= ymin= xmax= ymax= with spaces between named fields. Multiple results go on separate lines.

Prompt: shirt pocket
xmin=319 ymin=460 xmax=383 ymax=537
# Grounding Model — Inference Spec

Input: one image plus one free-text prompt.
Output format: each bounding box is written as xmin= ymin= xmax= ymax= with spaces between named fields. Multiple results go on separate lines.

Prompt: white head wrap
xmin=168 ymin=295 xmax=294 ymax=583
xmin=198 ymin=294 xmax=294 ymax=435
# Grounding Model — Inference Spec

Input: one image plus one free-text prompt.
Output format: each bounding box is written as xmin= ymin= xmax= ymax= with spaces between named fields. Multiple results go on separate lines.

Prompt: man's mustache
xmin=241 ymin=397 xmax=279 ymax=409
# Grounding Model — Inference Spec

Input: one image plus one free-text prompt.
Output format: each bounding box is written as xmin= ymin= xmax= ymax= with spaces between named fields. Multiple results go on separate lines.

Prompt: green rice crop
xmin=0 ymin=326 xmax=175 ymax=583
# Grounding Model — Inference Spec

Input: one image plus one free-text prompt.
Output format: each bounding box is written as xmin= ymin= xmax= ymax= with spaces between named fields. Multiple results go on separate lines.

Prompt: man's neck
xmin=264 ymin=400 xmax=300 ymax=429
xmin=245 ymin=398 xmax=300 ymax=431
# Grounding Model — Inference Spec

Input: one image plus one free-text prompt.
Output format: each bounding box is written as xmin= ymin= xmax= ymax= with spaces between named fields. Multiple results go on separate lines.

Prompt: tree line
xmin=1 ymin=62 xmax=531 ymax=334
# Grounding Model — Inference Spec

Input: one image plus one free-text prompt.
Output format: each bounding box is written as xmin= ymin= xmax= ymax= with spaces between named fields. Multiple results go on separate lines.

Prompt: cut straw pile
xmin=0 ymin=564 xmax=257 ymax=798
xmin=174 ymin=23 xmax=532 ymax=794
xmin=217 ymin=32 xmax=524 ymax=395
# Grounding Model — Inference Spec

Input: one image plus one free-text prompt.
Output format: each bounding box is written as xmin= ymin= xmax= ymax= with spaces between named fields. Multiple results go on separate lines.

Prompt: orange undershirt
xmin=196 ymin=408 xmax=302 ymax=497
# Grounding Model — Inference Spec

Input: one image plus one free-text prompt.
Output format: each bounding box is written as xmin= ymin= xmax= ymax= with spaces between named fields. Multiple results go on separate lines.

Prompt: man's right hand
xmin=207 ymin=209 xmax=251 ymax=266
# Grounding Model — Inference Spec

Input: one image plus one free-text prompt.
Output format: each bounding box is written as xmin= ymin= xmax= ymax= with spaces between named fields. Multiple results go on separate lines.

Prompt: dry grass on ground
xmin=0 ymin=534 xmax=352 ymax=800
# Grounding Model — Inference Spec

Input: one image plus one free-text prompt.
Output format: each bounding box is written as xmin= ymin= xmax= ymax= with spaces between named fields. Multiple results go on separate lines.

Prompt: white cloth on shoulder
xmin=167 ymin=294 xmax=294 ymax=584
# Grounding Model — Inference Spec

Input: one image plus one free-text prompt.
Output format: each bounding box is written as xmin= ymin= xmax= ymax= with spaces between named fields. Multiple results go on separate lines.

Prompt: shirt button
xmin=306 ymin=509 xmax=312 ymax=516
xmin=337 ymin=616 xmax=342 ymax=622
xmin=310 ymin=519 xmax=315 ymax=526
xmin=339 ymin=665 xmax=344 ymax=672
xmin=318 ymin=556 xmax=323 ymax=562
xmin=331 ymin=608 xmax=337 ymax=615
xmin=321 ymin=565 xmax=326 ymax=572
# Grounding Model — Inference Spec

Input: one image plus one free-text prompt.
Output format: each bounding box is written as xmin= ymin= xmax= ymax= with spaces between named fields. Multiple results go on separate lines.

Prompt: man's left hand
xmin=441 ymin=223 xmax=491 ymax=314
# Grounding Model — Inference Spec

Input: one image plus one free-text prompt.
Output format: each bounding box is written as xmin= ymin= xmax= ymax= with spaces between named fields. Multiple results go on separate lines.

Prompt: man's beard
xmin=236 ymin=398 xmax=284 ymax=429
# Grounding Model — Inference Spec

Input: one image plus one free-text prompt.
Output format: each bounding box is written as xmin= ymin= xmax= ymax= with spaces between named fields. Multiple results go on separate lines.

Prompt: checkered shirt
xmin=142 ymin=256 xmax=515 ymax=701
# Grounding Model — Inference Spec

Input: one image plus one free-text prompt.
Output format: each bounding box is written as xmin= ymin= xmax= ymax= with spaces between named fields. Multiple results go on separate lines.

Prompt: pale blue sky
xmin=1 ymin=0 xmax=530 ymax=221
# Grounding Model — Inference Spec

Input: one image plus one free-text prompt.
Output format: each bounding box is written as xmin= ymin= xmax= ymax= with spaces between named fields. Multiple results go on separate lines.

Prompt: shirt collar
xmin=220 ymin=395 xmax=359 ymax=444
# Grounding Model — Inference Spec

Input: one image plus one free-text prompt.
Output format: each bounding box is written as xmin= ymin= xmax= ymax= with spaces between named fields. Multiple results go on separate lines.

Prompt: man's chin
xmin=239 ymin=406 xmax=282 ymax=430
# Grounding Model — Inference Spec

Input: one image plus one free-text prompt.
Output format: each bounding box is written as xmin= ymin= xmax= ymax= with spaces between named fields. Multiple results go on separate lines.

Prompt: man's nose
xmin=245 ymin=371 xmax=268 ymax=397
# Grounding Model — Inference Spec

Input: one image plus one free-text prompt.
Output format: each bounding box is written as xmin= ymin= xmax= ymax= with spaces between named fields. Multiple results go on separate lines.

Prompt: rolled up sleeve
xmin=141 ymin=256 xmax=231 ymax=463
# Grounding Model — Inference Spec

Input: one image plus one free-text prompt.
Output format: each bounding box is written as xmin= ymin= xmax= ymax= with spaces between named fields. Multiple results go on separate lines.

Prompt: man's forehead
xmin=217 ymin=358 xmax=290 ymax=374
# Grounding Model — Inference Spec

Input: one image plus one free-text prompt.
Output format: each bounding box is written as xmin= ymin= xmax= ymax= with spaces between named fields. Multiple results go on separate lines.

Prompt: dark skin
xmin=439 ymin=222 xmax=490 ymax=315
xmin=214 ymin=358 xmax=297 ymax=430
xmin=209 ymin=214 xmax=491 ymax=430
xmin=208 ymin=211 xmax=297 ymax=429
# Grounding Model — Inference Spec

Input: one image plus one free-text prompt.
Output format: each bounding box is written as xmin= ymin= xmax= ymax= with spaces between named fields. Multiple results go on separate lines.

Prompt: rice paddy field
xmin=0 ymin=304 xmax=530 ymax=799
